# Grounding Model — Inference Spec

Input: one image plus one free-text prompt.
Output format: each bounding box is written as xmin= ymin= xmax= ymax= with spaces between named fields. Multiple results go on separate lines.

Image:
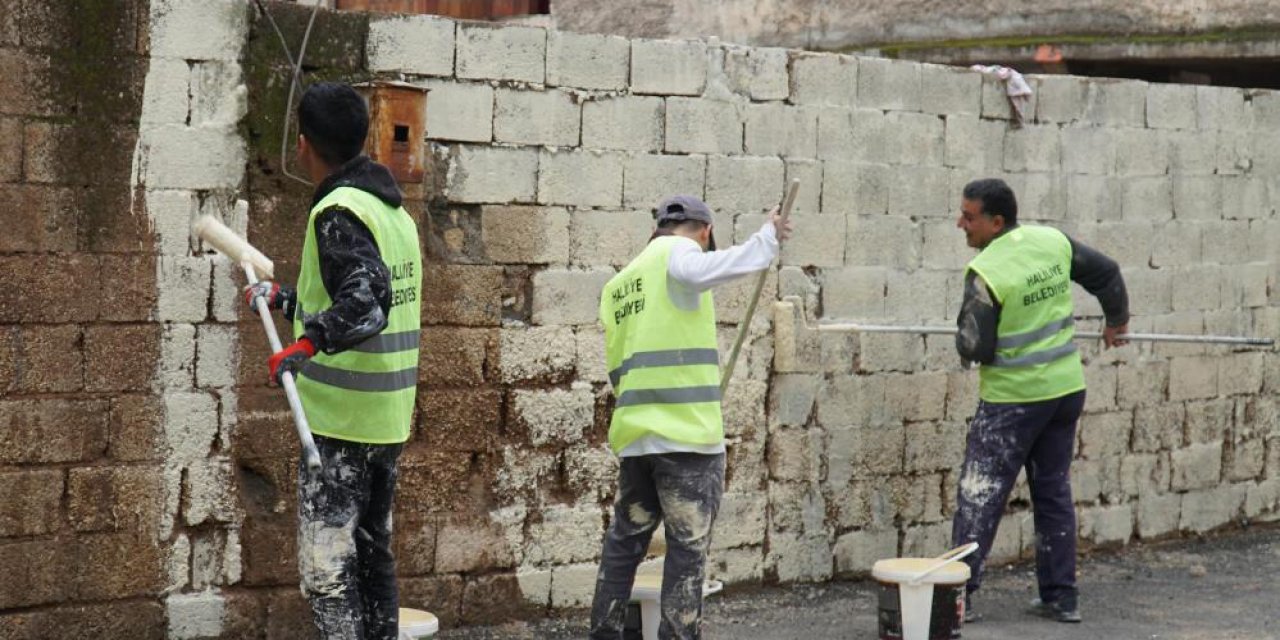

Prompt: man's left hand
xmin=1103 ymin=323 xmax=1129 ymax=349
xmin=269 ymin=337 xmax=316 ymax=385
xmin=768 ymin=205 xmax=795 ymax=242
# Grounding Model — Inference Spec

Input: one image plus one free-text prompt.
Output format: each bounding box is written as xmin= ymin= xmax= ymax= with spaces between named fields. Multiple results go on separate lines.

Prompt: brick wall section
xmin=0 ymin=0 xmax=170 ymax=636
xmin=3 ymin=4 xmax=1278 ymax=636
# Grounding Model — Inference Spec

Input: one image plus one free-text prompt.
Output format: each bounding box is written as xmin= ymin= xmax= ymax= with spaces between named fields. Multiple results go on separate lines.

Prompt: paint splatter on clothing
xmin=283 ymin=155 xmax=401 ymax=354
xmin=298 ymin=434 xmax=403 ymax=640
xmin=590 ymin=453 xmax=725 ymax=640
xmin=951 ymin=391 xmax=1084 ymax=605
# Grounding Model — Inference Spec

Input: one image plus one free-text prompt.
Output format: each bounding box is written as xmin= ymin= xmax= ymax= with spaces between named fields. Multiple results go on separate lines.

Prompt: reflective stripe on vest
xmin=994 ymin=315 xmax=1074 ymax=351
xmin=966 ymin=225 xmax=1085 ymax=403
xmin=608 ymin=347 xmax=720 ymax=387
xmin=601 ymin=236 xmax=723 ymax=454
xmin=351 ymin=330 xmax=421 ymax=354
xmin=992 ymin=341 xmax=1078 ymax=368
xmin=300 ymin=362 xmax=418 ymax=392
xmin=615 ymin=385 xmax=722 ymax=408
xmin=294 ymin=185 xmax=422 ymax=444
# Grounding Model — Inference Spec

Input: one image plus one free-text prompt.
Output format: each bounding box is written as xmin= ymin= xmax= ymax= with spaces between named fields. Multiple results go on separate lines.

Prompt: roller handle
xmin=243 ymin=261 xmax=322 ymax=474
xmin=721 ymin=179 xmax=801 ymax=393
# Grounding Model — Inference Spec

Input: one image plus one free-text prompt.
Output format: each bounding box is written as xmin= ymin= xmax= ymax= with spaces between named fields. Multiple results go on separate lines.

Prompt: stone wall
xmin=2 ymin=1 xmax=1280 ymax=637
xmin=333 ymin=9 xmax=1280 ymax=616
xmin=0 ymin=0 xmax=169 ymax=636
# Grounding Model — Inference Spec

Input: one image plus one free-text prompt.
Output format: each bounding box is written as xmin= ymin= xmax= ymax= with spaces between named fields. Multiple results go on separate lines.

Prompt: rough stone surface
xmin=20 ymin=11 xmax=1280 ymax=632
xmin=368 ymin=14 xmax=454 ymax=76
xmin=547 ymin=30 xmax=629 ymax=90
xmin=456 ymin=23 xmax=546 ymax=83
xmin=631 ymin=38 xmax=706 ymax=96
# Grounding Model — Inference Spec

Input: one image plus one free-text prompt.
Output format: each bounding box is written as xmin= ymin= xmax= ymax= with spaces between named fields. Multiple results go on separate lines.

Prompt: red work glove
xmin=268 ymin=337 xmax=316 ymax=385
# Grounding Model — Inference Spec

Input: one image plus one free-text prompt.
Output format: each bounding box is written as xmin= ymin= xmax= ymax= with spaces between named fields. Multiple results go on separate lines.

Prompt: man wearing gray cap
xmin=591 ymin=195 xmax=792 ymax=639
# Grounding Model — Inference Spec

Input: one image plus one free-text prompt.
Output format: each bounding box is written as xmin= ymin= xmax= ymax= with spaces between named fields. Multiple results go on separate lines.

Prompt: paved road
xmin=439 ymin=524 xmax=1280 ymax=639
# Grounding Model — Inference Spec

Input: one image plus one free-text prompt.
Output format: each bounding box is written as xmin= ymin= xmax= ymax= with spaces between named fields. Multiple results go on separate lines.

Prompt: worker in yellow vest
xmin=952 ymin=178 xmax=1128 ymax=625
xmin=244 ymin=82 xmax=422 ymax=639
xmin=591 ymin=195 xmax=793 ymax=639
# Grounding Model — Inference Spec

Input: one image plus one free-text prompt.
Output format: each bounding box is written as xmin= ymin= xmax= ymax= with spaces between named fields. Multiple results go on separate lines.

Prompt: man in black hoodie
xmin=245 ymin=82 xmax=422 ymax=640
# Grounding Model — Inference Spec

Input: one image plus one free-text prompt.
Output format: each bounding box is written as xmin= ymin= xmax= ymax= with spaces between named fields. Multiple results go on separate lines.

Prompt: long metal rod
xmin=243 ymin=261 xmax=323 ymax=473
xmin=722 ymin=180 xmax=801 ymax=392
xmin=811 ymin=321 xmax=1274 ymax=346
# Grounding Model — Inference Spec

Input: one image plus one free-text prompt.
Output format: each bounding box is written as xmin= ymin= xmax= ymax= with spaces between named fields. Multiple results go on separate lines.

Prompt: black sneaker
xmin=964 ymin=594 xmax=982 ymax=624
xmin=1030 ymin=596 xmax=1082 ymax=623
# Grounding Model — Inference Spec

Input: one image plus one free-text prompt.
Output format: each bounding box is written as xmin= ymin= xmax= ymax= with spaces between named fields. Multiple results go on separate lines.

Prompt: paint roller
xmin=192 ymin=211 xmax=275 ymax=281
xmin=194 ymin=202 xmax=321 ymax=473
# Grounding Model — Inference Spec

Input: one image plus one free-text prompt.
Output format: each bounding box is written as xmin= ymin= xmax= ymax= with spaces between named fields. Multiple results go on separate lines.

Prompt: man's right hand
xmin=1103 ymin=323 xmax=1129 ymax=349
xmin=244 ymin=281 xmax=294 ymax=316
xmin=768 ymin=206 xmax=795 ymax=242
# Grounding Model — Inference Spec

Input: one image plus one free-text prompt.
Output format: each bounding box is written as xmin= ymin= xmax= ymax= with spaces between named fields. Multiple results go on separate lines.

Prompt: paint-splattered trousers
xmin=951 ymin=390 xmax=1085 ymax=605
xmin=589 ymin=452 xmax=726 ymax=640
xmin=298 ymin=434 xmax=403 ymax=640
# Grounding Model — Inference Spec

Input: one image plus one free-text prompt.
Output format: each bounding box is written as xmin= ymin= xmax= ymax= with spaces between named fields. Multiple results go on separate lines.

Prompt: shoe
xmin=1030 ymin=596 xmax=1082 ymax=623
xmin=964 ymin=594 xmax=982 ymax=624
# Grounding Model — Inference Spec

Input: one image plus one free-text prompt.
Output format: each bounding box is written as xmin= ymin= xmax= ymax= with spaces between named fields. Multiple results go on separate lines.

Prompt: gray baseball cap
xmin=655 ymin=195 xmax=717 ymax=250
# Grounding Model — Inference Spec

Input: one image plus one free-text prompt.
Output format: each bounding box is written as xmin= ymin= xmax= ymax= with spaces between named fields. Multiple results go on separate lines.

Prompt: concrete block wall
xmin=5 ymin=2 xmax=1275 ymax=637
xmin=133 ymin=0 xmax=251 ymax=638
xmin=346 ymin=11 xmax=1280 ymax=616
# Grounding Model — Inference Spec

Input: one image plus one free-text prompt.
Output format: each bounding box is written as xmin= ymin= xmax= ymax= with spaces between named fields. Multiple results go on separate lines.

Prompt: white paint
xmin=958 ymin=464 xmax=1001 ymax=504
xmin=298 ymin=513 xmax=359 ymax=597
xmin=134 ymin=2 xmax=250 ymax=637
xmin=166 ymin=590 xmax=226 ymax=640
xmin=629 ymin=502 xmax=655 ymax=527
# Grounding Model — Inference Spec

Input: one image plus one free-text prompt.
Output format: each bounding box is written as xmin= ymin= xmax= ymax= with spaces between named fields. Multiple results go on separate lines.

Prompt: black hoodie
xmin=290 ymin=155 xmax=403 ymax=355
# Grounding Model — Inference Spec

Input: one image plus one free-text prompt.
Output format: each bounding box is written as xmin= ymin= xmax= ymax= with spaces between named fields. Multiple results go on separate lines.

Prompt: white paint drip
xmin=959 ymin=466 xmax=1000 ymax=504
xmin=629 ymin=502 xmax=655 ymax=527
xmin=661 ymin=489 xmax=712 ymax=542
xmin=298 ymin=513 xmax=359 ymax=598
xmin=134 ymin=3 xmax=251 ymax=637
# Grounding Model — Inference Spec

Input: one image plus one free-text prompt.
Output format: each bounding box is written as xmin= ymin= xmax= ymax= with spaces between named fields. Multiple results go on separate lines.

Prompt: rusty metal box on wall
xmin=355 ymin=81 xmax=428 ymax=185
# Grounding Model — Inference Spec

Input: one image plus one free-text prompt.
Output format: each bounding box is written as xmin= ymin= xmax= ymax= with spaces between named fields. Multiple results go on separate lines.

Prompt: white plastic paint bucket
xmin=627 ymin=574 xmax=725 ymax=640
xmin=397 ymin=607 xmax=438 ymax=639
xmin=871 ymin=543 xmax=977 ymax=640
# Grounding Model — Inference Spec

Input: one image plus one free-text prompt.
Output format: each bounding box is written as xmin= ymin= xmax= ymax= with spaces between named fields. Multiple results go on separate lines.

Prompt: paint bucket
xmin=627 ymin=573 xmax=725 ymax=640
xmin=397 ymin=607 xmax=438 ymax=639
xmin=871 ymin=543 xmax=977 ymax=640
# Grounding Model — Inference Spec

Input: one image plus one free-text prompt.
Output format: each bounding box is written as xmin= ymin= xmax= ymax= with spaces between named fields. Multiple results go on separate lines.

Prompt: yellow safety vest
xmin=294 ymin=187 xmax=422 ymax=444
xmin=966 ymin=225 xmax=1085 ymax=403
xmin=600 ymin=236 xmax=723 ymax=453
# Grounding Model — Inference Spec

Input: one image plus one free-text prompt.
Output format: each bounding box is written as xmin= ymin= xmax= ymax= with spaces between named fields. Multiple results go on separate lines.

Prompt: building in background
xmin=330 ymin=0 xmax=1280 ymax=88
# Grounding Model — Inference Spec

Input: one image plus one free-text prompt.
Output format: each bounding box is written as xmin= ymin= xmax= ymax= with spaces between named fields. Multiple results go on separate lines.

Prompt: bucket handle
xmin=909 ymin=542 xmax=980 ymax=585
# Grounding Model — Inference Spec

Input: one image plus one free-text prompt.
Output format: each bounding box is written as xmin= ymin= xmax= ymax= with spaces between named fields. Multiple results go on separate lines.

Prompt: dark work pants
xmin=298 ymin=434 xmax=403 ymax=640
xmin=589 ymin=452 xmax=726 ymax=640
xmin=951 ymin=390 xmax=1085 ymax=605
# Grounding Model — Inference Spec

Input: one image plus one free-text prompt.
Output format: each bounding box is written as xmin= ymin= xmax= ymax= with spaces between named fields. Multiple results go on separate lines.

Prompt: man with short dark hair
xmin=952 ymin=178 xmax=1128 ymax=624
xmin=245 ymin=81 xmax=422 ymax=639
xmin=591 ymin=195 xmax=792 ymax=640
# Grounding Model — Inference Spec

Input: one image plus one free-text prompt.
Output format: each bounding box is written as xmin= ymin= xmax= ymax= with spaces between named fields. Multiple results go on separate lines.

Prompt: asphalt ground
xmin=438 ymin=523 xmax=1280 ymax=639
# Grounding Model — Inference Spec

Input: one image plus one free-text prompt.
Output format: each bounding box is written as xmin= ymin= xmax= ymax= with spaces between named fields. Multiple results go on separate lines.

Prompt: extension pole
xmin=194 ymin=207 xmax=322 ymax=473
xmin=721 ymin=179 xmax=801 ymax=393
xmin=810 ymin=322 xmax=1274 ymax=346
xmin=242 ymin=261 xmax=323 ymax=473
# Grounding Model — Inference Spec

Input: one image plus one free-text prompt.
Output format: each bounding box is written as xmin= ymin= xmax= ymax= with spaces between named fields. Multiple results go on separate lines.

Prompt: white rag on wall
xmin=971 ymin=64 xmax=1034 ymax=124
